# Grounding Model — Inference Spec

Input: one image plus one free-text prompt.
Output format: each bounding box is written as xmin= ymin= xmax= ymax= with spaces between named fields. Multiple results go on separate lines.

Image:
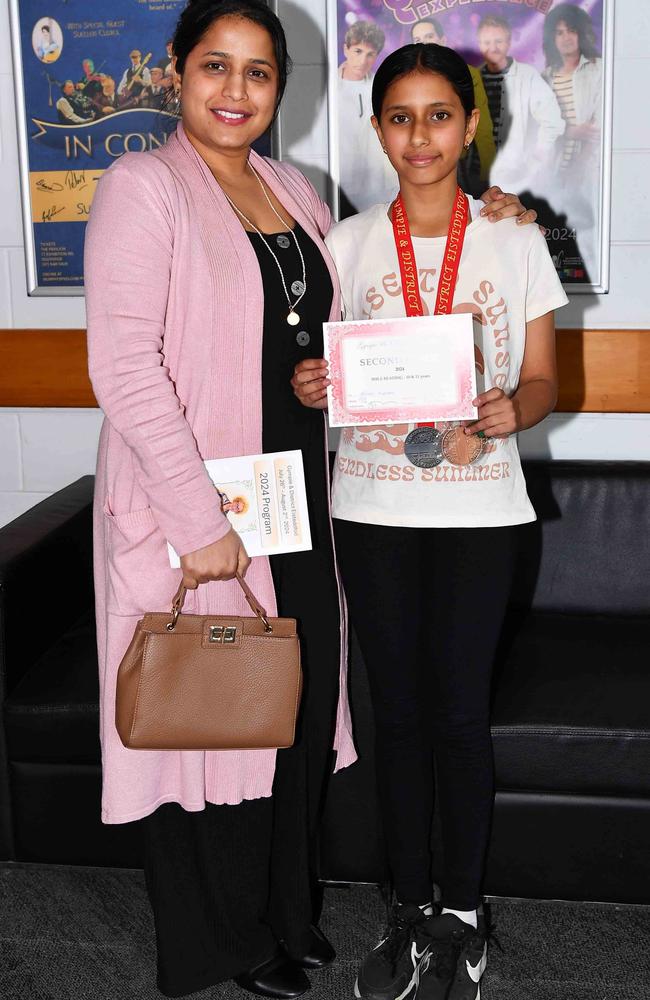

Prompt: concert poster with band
xmin=327 ymin=0 xmax=613 ymax=292
xmin=9 ymin=0 xmax=188 ymax=294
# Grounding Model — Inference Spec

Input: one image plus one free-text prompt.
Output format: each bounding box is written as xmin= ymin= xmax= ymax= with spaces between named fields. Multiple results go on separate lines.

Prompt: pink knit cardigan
xmin=85 ymin=123 xmax=356 ymax=824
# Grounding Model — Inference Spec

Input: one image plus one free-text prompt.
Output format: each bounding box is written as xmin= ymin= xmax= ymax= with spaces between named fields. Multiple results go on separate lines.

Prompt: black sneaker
xmin=447 ymin=921 xmax=487 ymax=1000
xmin=418 ymin=913 xmax=486 ymax=1000
xmin=354 ymin=902 xmax=432 ymax=1000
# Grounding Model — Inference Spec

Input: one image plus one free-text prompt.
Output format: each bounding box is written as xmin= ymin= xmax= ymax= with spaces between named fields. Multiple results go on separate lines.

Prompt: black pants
xmin=141 ymin=543 xmax=341 ymax=997
xmin=334 ymin=518 xmax=519 ymax=911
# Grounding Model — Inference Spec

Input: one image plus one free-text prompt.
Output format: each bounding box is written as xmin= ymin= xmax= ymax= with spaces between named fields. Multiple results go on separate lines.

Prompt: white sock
xmin=418 ymin=902 xmax=434 ymax=917
xmin=441 ymin=907 xmax=477 ymax=929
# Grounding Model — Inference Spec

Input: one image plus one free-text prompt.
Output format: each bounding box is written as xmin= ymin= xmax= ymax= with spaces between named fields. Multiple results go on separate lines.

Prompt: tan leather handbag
xmin=115 ymin=574 xmax=302 ymax=751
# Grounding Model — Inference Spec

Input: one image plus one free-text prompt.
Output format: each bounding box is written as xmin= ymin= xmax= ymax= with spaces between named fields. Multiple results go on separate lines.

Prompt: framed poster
xmin=9 ymin=1 xmax=276 ymax=297
xmin=9 ymin=0 xmax=188 ymax=295
xmin=327 ymin=1 xmax=613 ymax=292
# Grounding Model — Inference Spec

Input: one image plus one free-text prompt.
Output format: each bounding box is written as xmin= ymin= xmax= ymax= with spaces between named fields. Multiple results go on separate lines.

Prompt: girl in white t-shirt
xmin=293 ymin=42 xmax=567 ymax=1000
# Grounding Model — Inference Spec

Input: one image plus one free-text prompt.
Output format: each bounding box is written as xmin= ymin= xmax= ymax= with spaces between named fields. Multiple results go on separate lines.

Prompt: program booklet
xmin=168 ymin=450 xmax=312 ymax=567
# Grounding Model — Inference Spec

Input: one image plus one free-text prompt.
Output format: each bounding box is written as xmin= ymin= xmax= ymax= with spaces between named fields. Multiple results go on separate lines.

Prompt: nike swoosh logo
xmin=466 ymin=944 xmax=488 ymax=983
xmin=395 ymin=948 xmax=428 ymax=1000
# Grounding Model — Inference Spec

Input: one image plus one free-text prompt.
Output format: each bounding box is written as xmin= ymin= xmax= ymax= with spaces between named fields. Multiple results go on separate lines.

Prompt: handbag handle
xmin=166 ymin=573 xmax=273 ymax=633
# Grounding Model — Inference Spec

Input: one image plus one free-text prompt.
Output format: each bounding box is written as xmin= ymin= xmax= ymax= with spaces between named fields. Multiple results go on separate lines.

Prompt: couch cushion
xmin=4 ymin=612 xmax=100 ymax=764
xmin=492 ymin=611 xmax=650 ymax=796
xmin=517 ymin=461 xmax=650 ymax=616
xmin=483 ymin=790 xmax=650 ymax=904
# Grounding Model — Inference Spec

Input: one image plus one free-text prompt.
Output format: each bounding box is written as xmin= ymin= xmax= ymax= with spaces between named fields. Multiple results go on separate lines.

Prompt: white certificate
xmin=323 ymin=314 xmax=478 ymax=428
xmin=168 ymin=450 xmax=312 ymax=567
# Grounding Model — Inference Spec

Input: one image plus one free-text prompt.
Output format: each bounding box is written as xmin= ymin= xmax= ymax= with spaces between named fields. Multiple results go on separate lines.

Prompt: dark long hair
xmin=172 ymin=0 xmax=292 ymax=116
xmin=372 ymin=43 xmax=474 ymax=120
xmin=543 ymin=3 xmax=599 ymax=69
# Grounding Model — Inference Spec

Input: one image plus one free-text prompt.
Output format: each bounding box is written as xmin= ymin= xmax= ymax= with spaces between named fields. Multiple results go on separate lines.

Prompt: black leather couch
xmin=1 ymin=463 xmax=649 ymax=903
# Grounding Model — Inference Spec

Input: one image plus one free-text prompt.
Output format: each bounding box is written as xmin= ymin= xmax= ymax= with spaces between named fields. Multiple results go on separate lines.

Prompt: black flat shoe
xmin=234 ymin=954 xmax=311 ymax=998
xmin=285 ymin=925 xmax=336 ymax=970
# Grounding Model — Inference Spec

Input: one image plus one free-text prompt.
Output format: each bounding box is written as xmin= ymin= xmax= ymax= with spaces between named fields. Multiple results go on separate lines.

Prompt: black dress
xmin=141 ymin=224 xmax=341 ymax=998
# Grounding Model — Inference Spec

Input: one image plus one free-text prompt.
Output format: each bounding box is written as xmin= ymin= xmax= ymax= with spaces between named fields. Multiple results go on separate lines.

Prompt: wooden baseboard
xmin=0 ymin=329 xmax=96 ymax=408
xmin=554 ymin=329 xmax=650 ymax=412
xmin=1 ymin=328 xmax=649 ymax=412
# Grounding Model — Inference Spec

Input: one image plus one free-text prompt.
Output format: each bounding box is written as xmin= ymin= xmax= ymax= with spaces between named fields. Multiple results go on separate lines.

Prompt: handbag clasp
xmin=209 ymin=625 xmax=237 ymax=644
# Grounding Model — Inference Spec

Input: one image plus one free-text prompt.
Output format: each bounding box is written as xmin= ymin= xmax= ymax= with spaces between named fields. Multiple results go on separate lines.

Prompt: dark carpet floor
xmin=1 ymin=865 xmax=649 ymax=1000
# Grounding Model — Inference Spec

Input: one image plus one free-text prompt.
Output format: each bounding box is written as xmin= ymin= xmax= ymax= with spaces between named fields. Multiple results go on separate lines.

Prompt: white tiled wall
xmin=0 ymin=0 xmax=649 ymax=529
xmin=519 ymin=412 xmax=650 ymax=461
xmin=278 ymin=0 xmax=330 ymax=199
xmin=0 ymin=409 xmax=102 ymax=527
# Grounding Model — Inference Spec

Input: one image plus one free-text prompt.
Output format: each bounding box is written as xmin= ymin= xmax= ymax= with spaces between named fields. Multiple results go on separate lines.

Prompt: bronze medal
xmin=404 ymin=427 xmax=444 ymax=468
xmin=441 ymin=426 xmax=484 ymax=466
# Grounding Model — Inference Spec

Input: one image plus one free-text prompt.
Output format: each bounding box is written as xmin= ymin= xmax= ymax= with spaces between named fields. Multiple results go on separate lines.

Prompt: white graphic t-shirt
xmin=325 ymin=199 xmax=568 ymax=528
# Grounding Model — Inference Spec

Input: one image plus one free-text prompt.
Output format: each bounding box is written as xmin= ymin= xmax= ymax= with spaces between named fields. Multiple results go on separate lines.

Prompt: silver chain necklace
xmin=221 ymin=161 xmax=307 ymax=326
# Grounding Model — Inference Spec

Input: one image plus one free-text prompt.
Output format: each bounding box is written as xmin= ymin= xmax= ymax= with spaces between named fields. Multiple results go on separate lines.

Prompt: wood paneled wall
xmin=1 ymin=328 xmax=649 ymax=411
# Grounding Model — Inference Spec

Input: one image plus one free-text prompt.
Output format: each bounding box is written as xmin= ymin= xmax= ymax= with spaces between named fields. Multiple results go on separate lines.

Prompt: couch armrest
xmin=0 ymin=477 xmax=95 ymax=861
xmin=0 ymin=477 xmax=95 ymax=696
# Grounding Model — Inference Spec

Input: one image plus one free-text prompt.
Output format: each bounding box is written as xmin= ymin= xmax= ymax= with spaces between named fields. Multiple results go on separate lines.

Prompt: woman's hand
xmin=465 ymin=388 xmax=518 ymax=439
xmin=567 ymin=122 xmax=600 ymax=143
xmin=180 ymin=528 xmax=250 ymax=589
xmin=480 ymin=186 xmax=537 ymax=227
xmin=291 ymin=358 xmax=330 ymax=409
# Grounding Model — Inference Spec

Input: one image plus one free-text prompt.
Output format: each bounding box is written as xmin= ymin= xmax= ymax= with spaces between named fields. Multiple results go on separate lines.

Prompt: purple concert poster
xmin=328 ymin=0 xmax=613 ymax=290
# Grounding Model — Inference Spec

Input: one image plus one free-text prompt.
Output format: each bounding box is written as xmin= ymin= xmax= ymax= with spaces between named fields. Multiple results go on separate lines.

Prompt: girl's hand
xmin=180 ymin=528 xmax=250 ymax=589
xmin=291 ymin=358 xmax=330 ymax=410
xmin=480 ymin=186 xmax=537 ymax=227
xmin=465 ymin=388 xmax=518 ymax=438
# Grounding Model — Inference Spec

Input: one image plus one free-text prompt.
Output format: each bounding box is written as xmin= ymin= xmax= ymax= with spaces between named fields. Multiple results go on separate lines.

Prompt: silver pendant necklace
xmin=221 ymin=161 xmax=307 ymax=326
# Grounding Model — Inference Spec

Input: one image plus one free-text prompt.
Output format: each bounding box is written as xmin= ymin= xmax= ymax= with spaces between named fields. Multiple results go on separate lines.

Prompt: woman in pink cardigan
xmin=85 ymin=1 xmax=534 ymax=996
xmin=86 ymin=3 xmax=356 ymax=995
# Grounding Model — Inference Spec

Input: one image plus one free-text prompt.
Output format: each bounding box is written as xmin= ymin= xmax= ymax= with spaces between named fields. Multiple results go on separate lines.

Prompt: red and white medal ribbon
xmin=391 ymin=185 xmax=469 ymax=428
